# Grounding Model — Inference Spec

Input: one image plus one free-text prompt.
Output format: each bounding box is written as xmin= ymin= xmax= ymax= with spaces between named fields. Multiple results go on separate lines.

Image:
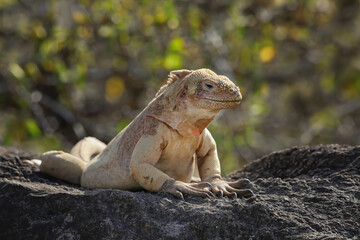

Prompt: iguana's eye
xmin=202 ymin=81 xmax=216 ymax=91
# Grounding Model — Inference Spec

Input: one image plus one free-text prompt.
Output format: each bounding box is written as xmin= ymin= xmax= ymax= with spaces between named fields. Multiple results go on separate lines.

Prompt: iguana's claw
xmin=228 ymin=179 xmax=250 ymax=188
xmin=172 ymin=190 xmax=185 ymax=201
xmin=209 ymin=178 xmax=254 ymax=198
xmin=162 ymin=180 xmax=215 ymax=199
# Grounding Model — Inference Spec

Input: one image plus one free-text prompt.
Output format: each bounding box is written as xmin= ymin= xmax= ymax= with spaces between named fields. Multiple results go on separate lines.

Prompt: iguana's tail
xmin=70 ymin=137 xmax=106 ymax=163
xmin=39 ymin=151 xmax=87 ymax=184
xmin=31 ymin=137 xmax=106 ymax=185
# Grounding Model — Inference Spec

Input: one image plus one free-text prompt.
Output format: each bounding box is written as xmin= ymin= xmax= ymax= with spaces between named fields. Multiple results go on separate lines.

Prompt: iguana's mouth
xmin=204 ymin=97 xmax=242 ymax=103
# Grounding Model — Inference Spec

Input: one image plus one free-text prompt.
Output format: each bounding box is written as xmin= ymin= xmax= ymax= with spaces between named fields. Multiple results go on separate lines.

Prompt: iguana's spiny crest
xmin=158 ymin=68 xmax=242 ymax=110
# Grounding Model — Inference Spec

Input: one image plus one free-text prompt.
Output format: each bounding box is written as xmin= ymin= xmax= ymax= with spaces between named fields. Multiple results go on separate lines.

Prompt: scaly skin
xmin=36 ymin=69 xmax=254 ymax=199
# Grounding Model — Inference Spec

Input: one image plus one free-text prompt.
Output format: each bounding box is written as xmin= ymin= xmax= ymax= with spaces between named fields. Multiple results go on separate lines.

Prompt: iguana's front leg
xmin=129 ymin=135 xmax=215 ymax=199
xmin=197 ymin=130 xmax=254 ymax=198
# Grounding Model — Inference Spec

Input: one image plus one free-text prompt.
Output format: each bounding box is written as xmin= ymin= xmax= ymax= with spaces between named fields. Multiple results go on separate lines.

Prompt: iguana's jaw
xmin=200 ymin=94 xmax=242 ymax=109
xmin=204 ymin=97 xmax=242 ymax=103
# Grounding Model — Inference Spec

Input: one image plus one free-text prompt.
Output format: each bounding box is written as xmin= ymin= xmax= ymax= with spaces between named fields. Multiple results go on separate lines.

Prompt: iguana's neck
xmin=146 ymin=94 xmax=219 ymax=137
xmin=175 ymin=116 xmax=215 ymax=137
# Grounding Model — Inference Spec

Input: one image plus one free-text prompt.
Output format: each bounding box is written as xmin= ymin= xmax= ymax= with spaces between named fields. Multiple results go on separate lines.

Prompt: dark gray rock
xmin=0 ymin=145 xmax=359 ymax=240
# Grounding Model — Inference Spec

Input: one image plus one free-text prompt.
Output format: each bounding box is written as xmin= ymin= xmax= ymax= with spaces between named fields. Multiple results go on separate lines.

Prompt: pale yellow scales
xmin=33 ymin=69 xmax=253 ymax=199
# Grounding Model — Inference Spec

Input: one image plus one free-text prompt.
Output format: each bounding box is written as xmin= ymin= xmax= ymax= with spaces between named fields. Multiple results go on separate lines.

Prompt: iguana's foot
xmin=160 ymin=179 xmax=215 ymax=200
xmin=24 ymin=159 xmax=42 ymax=170
xmin=209 ymin=178 xmax=254 ymax=198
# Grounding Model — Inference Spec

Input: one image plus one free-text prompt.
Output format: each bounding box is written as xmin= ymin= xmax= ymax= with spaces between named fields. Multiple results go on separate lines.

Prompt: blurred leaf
xmin=289 ymin=27 xmax=309 ymax=41
xmin=142 ymin=14 xmax=154 ymax=26
xmin=39 ymin=39 xmax=60 ymax=58
xmin=52 ymin=27 xmax=69 ymax=42
xmin=167 ymin=18 xmax=179 ymax=29
xmin=119 ymin=32 xmax=130 ymax=44
xmin=24 ymin=134 xmax=62 ymax=153
xmin=259 ymin=46 xmax=276 ymax=63
xmin=98 ymin=25 xmax=116 ymax=38
xmin=321 ymin=73 xmax=335 ymax=93
xmin=105 ymin=76 xmax=125 ymax=103
xmin=341 ymin=82 xmax=360 ymax=99
xmin=249 ymin=101 xmax=267 ymax=117
xmin=33 ymin=24 xmax=47 ymax=39
xmin=55 ymin=60 xmax=70 ymax=83
xmin=77 ymin=26 xmax=93 ymax=39
xmin=155 ymin=6 xmax=167 ymax=24
xmin=42 ymin=60 xmax=55 ymax=72
xmin=25 ymin=119 xmax=41 ymax=137
xmin=116 ymin=119 xmax=131 ymax=131
xmin=168 ymin=37 xmax=184 ymax=52
xmin=310 ymin=109 xmax=339 ymax=130
xmin=9 ymin=63 xmax=25 ymax=80
xmin=164 ymin=53 xmax=182 ymax=70
xmin=259 ymin=82 xmax=270 ymax=97
xmin=25 ymin=62 xmax=40 ymax=79
xmin=356 ymin=76 xmax=360 ymax=92
xmin=72 ymin=11 xmax=88 ymax=24
xmin=75 ymin=64 xmax=87 ymax=86
xmin=0 ymin=0 xmax=16 ymax=8
xmin=188 ymin=6 xmax=202 ymax=30
xmin=3 ymin=135 xmax=13 ymax=145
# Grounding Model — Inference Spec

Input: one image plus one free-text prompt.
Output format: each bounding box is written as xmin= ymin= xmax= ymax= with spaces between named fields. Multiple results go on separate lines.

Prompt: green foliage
xmin=116 ymin=119 xmax=132 ymax=132
xmin=24 ymin=119 xmax=41 ymax=137
xmin=1 ymin=0 xmax=360 ymax=173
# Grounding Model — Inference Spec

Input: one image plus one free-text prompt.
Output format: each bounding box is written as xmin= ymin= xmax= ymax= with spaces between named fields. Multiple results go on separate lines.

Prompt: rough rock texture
xmin=0 ymin=144 xmax=359 ymax=240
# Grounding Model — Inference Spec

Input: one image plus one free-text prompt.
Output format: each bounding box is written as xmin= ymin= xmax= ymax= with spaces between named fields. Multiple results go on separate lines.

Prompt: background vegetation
xmin=1 ymin=0 xmax=359 ymax=174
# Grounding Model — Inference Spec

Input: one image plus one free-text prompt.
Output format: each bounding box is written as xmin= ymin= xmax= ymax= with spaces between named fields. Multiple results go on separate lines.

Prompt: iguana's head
xmin=181 ymin=69 xmax=242 ymax=110
xmin=158 ymin=68 xmax=242 ymax=111
xmin=152 ymin=68 xmax=242 ymax=137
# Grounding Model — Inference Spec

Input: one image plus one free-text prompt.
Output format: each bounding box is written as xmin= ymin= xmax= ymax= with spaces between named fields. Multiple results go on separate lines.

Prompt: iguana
xmin=32 ymin=68 xmax=254 ymax=199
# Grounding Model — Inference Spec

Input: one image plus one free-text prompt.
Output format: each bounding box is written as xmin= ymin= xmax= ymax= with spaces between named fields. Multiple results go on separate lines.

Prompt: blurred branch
xmin=40 ymin=94 xmax=86 ymax=139
xmin=300 ymin=100 xmax=360 ymax=144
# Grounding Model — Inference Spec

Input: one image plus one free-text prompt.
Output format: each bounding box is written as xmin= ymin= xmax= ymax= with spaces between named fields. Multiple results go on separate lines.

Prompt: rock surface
xmin=0 ymin=144 xmax=359 ymax=239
